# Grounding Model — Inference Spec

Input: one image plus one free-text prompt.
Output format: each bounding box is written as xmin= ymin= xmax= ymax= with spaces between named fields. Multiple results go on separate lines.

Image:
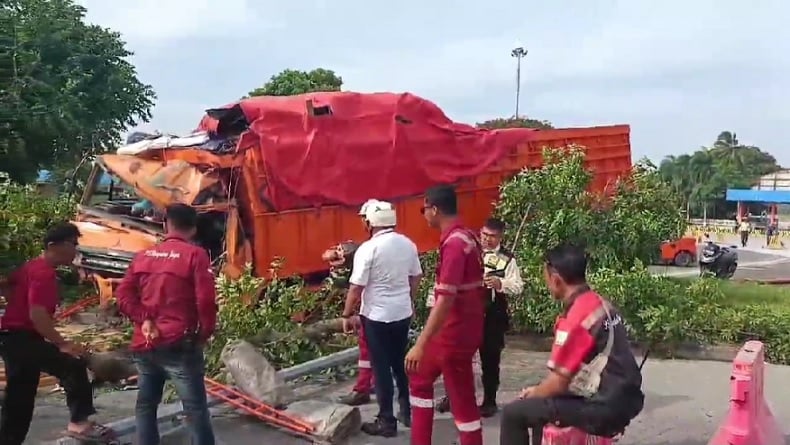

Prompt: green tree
xmin=497 ymin=146 xmax=685 ymax=273
xmin=247 ymin=68 xmax=343 ymax=97
xmin=658 ymin=132 xmax=782 ymax=218
xmin=476 ymin=116 xmax=553 ymax=130
xmin=0 ymin=0 xmax=155 ymax=183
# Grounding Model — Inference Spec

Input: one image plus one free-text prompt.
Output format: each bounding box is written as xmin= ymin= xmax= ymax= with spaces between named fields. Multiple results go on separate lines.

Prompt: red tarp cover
xmin=198 ymin=92 xmax=539 ymax=210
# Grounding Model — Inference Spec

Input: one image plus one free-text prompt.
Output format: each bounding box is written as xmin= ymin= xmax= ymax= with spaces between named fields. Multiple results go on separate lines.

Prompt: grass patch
xmin=671 ymin=276 xmax=790 ymax=308
xmin=717 ymin=281 xmax=790 ymax=308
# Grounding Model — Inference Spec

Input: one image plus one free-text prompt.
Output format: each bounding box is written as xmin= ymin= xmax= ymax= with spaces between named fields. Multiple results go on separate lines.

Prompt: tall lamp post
xmin=511 ymin=47 xmax=528 ymax=118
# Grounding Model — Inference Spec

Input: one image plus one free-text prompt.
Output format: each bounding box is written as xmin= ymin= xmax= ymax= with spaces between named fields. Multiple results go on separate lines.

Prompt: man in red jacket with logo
xmin=407 ymin=185 xmax=486 ymax=445
xmin=116 ymin=204 xmax=218 ymax=445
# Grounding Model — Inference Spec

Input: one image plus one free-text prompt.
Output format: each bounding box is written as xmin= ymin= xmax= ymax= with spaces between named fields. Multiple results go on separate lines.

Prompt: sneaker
xmin=338 ymin=391 xmax=371 ymax=406
xmin=435 ymin=396 xmax=450 ymax=413
xmin=479 ymin=402 xmax=498 ymax=418
xmin=361 ymin=416 xmax=397 ymax=437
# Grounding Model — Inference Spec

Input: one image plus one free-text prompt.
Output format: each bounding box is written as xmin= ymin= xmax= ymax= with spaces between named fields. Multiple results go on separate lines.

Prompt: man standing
xmin=341 ymin=200 xmax=421 ymax=437
xmin=738 ymin=218 xmax=751 ymax=247
xmin=435 ymin=218 xmax=524 ymax=417
xmin=407 ymin=185 xmax=486 ymax=445
xmin=499 ymin=244 xmax=644 ymax=445
xmin=0 ymin=222 xmax=116 ymax=444
xmin=116 ymin=204 xmax=218 ymax=445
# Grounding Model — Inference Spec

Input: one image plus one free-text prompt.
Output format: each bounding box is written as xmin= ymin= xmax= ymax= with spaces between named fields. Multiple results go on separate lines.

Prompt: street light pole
xmin=511 ymin=47 xmax=528 ymax=118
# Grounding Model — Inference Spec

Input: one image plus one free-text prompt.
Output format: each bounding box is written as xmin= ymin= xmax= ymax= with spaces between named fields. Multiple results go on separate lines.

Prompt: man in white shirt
xmin=341 ymin=200 xmax=422 ymax=437
xmin=738 ymin=218 xmax=752 ymax=247
xmin=435 ymin=217 xmax=524 ymax=417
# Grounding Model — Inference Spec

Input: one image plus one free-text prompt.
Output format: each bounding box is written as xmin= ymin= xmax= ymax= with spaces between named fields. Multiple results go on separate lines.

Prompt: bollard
xmin=708 ymin=340 xmax=784 ymax=445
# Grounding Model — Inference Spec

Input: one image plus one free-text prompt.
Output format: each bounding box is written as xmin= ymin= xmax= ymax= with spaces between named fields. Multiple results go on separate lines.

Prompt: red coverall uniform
xmin=116 ymin=235 xmax=218 ymax=350
xmin=353 ymin=323 xmax=374 ymax=393
xmin=409 ymin=223 xmax=485 ymax=445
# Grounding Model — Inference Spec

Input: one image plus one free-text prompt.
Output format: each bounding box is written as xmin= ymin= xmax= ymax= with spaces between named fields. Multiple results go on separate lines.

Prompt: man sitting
xmin=499 ymin=244 xmax=644 ymax=445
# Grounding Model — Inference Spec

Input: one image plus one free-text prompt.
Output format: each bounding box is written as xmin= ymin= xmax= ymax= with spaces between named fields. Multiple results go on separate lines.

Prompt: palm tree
xmin=711 ymin=131 xmax=753 ymax=173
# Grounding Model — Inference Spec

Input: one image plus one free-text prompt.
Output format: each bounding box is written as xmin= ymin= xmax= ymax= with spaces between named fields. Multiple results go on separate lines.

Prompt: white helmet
xmin=363 ymin=200 xmax=397 ymax=228
xmin=358 ymin=199 xmax=381 ymax=216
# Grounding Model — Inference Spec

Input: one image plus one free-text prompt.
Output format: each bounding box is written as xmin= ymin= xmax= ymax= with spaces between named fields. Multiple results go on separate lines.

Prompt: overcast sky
xmin=76 ymin=0 xmax=789 ymax=166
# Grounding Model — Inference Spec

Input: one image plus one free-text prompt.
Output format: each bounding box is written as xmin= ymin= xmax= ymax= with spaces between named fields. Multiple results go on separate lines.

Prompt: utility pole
xmin=511 ymin=47 xmax=528 ymax=118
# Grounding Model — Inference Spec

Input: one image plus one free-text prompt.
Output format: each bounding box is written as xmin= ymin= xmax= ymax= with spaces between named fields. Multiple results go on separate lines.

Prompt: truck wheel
xmin=674 ymin=251 xmax=693 ymax=267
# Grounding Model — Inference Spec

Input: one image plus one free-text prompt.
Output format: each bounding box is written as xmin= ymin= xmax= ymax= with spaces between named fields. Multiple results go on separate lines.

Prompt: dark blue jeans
xmin=133 ymin=342 xmax=215 ymax=445
xmin=361 ymin=315 xmax=411 ymax=423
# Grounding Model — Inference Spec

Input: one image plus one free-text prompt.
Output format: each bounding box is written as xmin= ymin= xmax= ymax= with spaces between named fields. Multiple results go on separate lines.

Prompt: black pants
xmin=0 ymin=331 xmax=96 ymax=445
xmin=480 ymin=305 xmax=507 ymax=405
xmin=740 ymin=231 xmax=749 ymax=247
xmin=500 ymin=394 xmax=643 ymax=445
xmin=361 ymin=316 xmax=411 ymax=423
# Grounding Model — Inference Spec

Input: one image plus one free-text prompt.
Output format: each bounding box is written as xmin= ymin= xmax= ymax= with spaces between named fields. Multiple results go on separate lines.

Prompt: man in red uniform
xmin=499 ymin=244 xmax=644 ymax=445
xmin=116 ymin=204 xmax=218 ymax=445
xmin=322 ymin=241 xmax=374 ymax=405
xmin=322 ymin=199 xmax=383 ymax=406
xmin=0 ymin=222 xmax=117 ymax=444
xmin=407 ymin=185 xmax=486 ymax=445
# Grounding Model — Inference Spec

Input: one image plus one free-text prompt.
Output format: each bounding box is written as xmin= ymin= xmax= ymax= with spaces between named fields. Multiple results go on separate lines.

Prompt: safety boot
xmin=338 ymin=390 xmax=371 ymax=406
xmin=435 ymin=395 xmax=451 ymax=413
xmin=361 ymin=415 xmax=397 ymax=437
xmin=479 ymin=402 xmax=499 ymax=418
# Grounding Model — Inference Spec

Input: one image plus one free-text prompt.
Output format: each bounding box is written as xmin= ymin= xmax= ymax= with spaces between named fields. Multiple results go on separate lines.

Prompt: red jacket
xmin=116 ymin=235 xmax=218 ymax=351
xmin=432 ymin=222 xmax=485 ymax=352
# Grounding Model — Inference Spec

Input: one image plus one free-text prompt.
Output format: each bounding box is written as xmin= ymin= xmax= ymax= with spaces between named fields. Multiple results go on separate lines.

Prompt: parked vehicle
xmin=698 ymin=242 xmax=738 ymax=279
xmin=71 ymin=92 xmax=633 ymax=305
xmin=659 ymin=237 xmax=698 ymax=267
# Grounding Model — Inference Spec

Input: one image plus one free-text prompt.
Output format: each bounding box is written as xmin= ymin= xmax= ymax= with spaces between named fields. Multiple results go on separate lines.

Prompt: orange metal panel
xmin=251 ymin=125 xmax=632 ymax=277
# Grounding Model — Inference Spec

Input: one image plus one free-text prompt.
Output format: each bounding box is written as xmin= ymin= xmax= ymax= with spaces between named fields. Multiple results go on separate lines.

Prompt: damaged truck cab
xmin=72 ymin=91 xmax=633 ymax=307
xmin=74 ymin=148 xmax=250 ymax=305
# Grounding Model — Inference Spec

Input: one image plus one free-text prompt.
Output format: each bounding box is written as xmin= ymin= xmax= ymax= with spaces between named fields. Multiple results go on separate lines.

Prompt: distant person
xmin=116 ymin=204 xmax=218 ymax=445
xmin=766 ymin=223 xmax=776 ymax=247
xmin=0 ymin=222 xmax=118 ymax=444
xmin=499 ymin=244 xmax=644 ymax=445
xmin=341 ymin=200 xmax=421 ymax=437
xmin=738 ymin=219 xmax=752 ymax=247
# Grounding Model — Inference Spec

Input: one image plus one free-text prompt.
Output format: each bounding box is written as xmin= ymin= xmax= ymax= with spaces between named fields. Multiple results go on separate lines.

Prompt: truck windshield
xmin=80 ymin=163 xmax=164 ymax=229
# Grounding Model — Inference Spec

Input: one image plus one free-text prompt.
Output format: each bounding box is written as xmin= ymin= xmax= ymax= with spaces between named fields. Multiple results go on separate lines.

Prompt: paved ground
xmin=152 ymin=347 xmax=790 ymax=445
xmin=21 ymin=241 xmax=790 ymax=444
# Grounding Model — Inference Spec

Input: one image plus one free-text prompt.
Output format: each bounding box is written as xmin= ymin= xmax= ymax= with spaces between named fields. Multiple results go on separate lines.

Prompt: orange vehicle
xmin=659 ymin=237 xmax=698 ymax=267
xmin=72 ymin=92 xmax=632 ymax=304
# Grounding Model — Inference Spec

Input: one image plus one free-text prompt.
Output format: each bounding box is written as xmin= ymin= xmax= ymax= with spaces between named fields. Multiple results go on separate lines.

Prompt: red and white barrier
xmin=708 ymin=340 xmax=784 ymax=445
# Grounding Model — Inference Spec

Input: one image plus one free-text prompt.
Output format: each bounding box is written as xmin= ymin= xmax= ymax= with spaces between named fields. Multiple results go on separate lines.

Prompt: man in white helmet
xmin=341 ymin=200 xmax=422 ymax=437
xmin=321 ymin=199 xmax=382 ymax=407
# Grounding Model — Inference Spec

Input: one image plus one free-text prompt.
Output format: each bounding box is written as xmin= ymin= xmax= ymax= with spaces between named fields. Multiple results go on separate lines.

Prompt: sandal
xmin=65 ymin=422 xmax=119 ymax=444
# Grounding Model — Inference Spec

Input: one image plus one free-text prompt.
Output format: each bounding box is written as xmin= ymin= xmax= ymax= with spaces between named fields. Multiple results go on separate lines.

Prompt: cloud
xmin=75 ymin=0 xmax=789 ymax=165
xmin=75 ymin=0 xmax=284 ymax=48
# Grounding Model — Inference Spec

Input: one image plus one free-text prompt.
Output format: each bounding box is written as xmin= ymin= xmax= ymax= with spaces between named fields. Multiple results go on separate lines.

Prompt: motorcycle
xmin=698 ymin=242 xmax=738 ymax=279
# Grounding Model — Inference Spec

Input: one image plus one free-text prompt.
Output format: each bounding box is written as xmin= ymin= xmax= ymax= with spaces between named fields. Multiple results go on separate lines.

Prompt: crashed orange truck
xmin=72 ymin=92 xmax=633 ymax=305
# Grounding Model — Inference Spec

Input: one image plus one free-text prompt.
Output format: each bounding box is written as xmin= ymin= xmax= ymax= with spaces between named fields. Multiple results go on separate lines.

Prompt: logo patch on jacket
xmin=554 ymin=330 xmax=568 ymax=346
xmin=143 ymin=249 xmax=181 ymax=259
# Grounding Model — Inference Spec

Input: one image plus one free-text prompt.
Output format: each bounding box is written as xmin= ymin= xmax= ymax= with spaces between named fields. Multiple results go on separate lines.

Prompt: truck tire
xmin=674 ymin=251 xmax=693 ymax=267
